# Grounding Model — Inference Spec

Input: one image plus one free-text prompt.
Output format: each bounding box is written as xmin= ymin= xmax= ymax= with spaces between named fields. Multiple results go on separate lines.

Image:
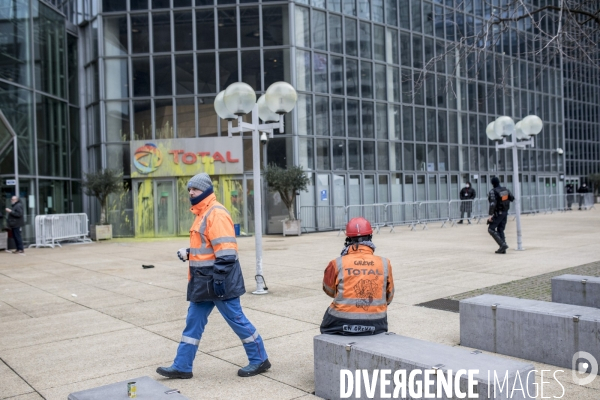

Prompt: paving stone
xmin=0 ymin=361 xmax=34 ymax=399
xmin=0 ymin=309 xmax=132 ymax=351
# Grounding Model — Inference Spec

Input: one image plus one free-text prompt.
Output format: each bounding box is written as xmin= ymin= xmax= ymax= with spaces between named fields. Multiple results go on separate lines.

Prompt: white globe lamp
xmin=265 ymin=81 xmax=297 ymax=114
xmin=214 ymin=91 xmax=236 ymax=121
xmin=515 ymin=121 xmax=529 ymax=140
xmin=494 ymin=116 xmax=515 ymax=138
xmin=223 ymin=82 xmax=256 ymax=115
xmin=486 ymin=121 xmax=502 ymax=141
xmin=520 ymin=115 xmax=543 ymax=136
xmin=257 ymin=95 xmax=279 ymax=123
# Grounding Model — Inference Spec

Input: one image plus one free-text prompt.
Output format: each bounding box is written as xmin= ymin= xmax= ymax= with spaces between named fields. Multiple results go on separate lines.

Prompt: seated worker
xmin=320 ymin=217 xmax=394 ymax=335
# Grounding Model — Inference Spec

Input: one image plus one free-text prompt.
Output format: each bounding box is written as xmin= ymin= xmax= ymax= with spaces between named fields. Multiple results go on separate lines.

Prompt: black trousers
xmin=320 ymin=309 xmax=388 ymax=336
xmin=11 ymin=227 xmax=23 ymax=251
xmin=488 ymin=212 xmax=508 ymax=242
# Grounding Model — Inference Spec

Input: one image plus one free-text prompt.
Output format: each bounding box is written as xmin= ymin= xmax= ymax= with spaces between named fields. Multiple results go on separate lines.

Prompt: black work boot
xmin=457 ymin=220 xmax=463 ymax=224
xmin=495 ymin=243 xmax=509 ymax=254
xmin=156 ymin=366 xmax=193 ymax=379
xmin=238 ymin=359 xmax=271 ymax=377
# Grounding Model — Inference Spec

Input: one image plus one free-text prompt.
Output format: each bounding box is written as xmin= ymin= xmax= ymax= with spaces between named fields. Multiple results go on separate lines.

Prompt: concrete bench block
xmin=314 ymin=333 xmax=535 ymax=400
xmin=68 ymin=376 xmax=189 ymax=400
xmin=551 ymin=274 xmax=600 ymax=308
xmin=460 ymin=294 xmax=600 ymax=371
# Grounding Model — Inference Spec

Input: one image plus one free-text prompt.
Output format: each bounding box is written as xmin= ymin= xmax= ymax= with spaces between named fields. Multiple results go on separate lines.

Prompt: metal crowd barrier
xmin=563 ymin=193 xmax=594 ymax=211
xmin=416 ymin=201 xmax=450 ymax=229
xmin=448 ymin=199 xmax=476 ymax=226
xmin=29 ymin=213 xmax=93 ymax=249
xmin=468 ymin=198 xmax=489 ymax=223
xmin=385 ymin=202 xmax=420 ymax=231
xmin=574 ymin=193 xmax=595 ymax=210
xmin=549 ymin=194 xmax=566 ymax=213
xmin=300 ymin=206 xmax=346 ymax=233
xmin=298 ymin=193 xmax=595 ymax=235
xmin=345 ymin=204 xmax=387 ymax=233
xmin=520 ymin=195 xmax=534 ymax=214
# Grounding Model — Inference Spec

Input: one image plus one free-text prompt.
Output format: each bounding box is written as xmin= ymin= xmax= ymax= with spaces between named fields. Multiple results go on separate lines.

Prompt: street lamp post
xmin=486 ymin=115 xmax=543 ymax=251
xmin=214 ymin=82 xmax=297 ymax=295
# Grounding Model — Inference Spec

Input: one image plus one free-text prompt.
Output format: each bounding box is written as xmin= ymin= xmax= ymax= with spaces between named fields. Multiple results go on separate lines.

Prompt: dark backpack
xmin=494 ymin=187 xmax=513 ymax=212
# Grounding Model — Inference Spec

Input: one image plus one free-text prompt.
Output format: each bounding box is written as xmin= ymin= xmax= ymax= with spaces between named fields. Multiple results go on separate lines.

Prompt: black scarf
xmin=190 ymin=186 xmax=214 ymax=205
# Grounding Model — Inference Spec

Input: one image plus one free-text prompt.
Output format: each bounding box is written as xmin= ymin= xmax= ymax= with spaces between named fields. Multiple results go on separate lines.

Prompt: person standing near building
xmin=577 ymin=183 xmax=589 ymax=210
xmin=320 ymin=217 xmax=394 ymax=335
xmin=156 ymin=173 xmax=270 ymax=379
xmin=458 ymin=182 xmax=476 ymax=224
xmin=487 ymin=177 xmax=514 ymax=254
xmin=5 ymin=196 xmax=25 ymax=255
xmin=565 ymin=183 xmax=574 ymax=210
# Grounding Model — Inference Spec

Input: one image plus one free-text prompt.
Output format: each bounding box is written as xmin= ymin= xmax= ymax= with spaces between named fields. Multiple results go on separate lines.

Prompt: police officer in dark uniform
xmin=577 ymin=183 xmax=589 ymax=210
xmin=565 ymin=184 xmax=574 ymax=210
xmin=487 ymin=177 xmax=514 ymax=254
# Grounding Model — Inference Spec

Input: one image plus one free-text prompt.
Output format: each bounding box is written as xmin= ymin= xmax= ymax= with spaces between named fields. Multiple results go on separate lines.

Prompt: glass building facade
xmin=0 ymin=0 xmax=598 ymax=240
xmin=0 ymin=0 xmax=82 ymax=243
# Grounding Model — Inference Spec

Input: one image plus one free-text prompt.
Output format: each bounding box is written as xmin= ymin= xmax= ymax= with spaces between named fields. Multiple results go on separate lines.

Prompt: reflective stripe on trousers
xmin=173 ymin=297 xmax=267 ymax=372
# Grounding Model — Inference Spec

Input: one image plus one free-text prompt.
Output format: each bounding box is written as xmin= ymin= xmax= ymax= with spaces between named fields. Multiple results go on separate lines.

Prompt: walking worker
xmin=5 ymin=196 xmax=25 ymax=255
xmin=487 ymin=177 xmax=514 ymax=254
xmin=458 ymin=182 xmax=476 ymax=224
xmin=320 ymin=217 xmax=394 ymax=335
xmin=156 ymin=173 xmax=270 ymax=379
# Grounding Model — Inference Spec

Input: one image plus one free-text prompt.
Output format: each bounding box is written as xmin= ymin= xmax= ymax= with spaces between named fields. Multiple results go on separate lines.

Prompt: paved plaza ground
xmin=0 ymin=209 xmax=599 ymax=399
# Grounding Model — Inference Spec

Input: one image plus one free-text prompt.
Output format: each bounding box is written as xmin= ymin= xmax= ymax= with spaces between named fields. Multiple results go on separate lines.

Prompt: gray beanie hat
xmin=187 ymin=173 xmax=213 ymax=191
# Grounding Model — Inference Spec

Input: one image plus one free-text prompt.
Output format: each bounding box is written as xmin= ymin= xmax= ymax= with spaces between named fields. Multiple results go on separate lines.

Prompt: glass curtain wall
xmin=91 ymin=0 xmax=593 ymax=234
xmin=293 ymin=0 xmax=565 ymax=228
xmin=564 ymin=57 xmax=600 ymax=183
xmin=97 ymin=0 xmax=291 ymax=236
xmin=0 ymin=0 xmax=82 ymax=244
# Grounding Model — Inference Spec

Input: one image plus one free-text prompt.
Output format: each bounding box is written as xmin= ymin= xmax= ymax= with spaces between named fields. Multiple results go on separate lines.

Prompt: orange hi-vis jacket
xmin=187 ymin=193 xmax=245 ymax=301
xmin=322 ymin=245 xmax=394 ymax=321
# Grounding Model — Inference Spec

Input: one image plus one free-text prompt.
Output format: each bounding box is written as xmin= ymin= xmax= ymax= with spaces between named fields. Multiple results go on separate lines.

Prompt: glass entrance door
xmin=155 ymin=180 xmax=176 ymax=236
xmin=133 ymin=179 xmax=177 ymax=237
xmin=219 ymin=177 xmax=244 ymax=231
xmin=134 ymin=179 xmax=154 ymax=237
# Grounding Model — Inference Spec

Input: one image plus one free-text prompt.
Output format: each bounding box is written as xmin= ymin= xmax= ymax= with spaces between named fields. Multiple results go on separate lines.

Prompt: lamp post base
xmin=252 ymin=274 xmax=269 ymax=295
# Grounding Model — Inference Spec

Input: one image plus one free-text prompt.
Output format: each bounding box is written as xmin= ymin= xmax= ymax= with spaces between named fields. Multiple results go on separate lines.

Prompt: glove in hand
xmin=177 ymin=248 xmax=189 ymax=262
xmin=213 ymin=280 xmax=225 ymax=297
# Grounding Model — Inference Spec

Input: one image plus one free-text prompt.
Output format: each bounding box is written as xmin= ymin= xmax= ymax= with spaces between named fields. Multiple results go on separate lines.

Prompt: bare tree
xmin=414 ymin=0 xmax=600 ymax=100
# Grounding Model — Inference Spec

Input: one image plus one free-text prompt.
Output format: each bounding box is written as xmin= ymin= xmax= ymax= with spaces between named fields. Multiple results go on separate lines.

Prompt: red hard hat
xmin=345 ymin=217 xmax=373 ymax=237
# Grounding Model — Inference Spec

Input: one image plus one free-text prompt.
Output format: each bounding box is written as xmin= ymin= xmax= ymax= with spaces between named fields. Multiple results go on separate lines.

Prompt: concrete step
xmin=314 ymin=333 xmax=535 ymax=400
xmin=552 ymin=274 xmax=600 ymax=308
xmin=460 ymin=294 xmax=600 ymax=371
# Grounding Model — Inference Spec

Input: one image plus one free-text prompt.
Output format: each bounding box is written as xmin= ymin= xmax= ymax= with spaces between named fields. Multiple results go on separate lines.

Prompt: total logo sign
xmin=130 ymin=137 xmax=243 ymax=177
xmin=133 ymin=143 xmax=163 ymax=174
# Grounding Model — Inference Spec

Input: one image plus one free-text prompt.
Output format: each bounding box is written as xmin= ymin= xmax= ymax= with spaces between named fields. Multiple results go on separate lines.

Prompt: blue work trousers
xmin=173 ymin=297 xmax=267 ymax=373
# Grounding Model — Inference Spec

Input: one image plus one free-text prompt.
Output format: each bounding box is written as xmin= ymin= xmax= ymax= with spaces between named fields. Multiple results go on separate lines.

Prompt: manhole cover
xmin=415 ymin=298 xmax=460 ymax=313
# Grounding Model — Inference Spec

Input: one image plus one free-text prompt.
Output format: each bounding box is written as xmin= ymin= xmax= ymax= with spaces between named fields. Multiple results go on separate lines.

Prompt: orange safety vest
xmin=322 ymin=245 xmax=394 ymax=321
xmin=188 ymin=193 xmax=238 ymax=281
